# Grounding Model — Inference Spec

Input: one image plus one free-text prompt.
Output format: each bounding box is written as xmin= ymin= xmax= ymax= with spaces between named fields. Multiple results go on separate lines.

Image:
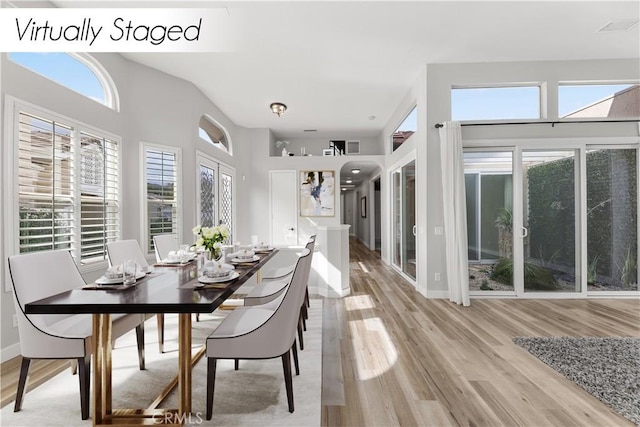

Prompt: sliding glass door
xmin=391 ymin=160 xmax=416 ymax=281
xmin=464 ymin=151 xmax=514 ymax=292
xmin=465 ymin=144 xmax=638 ymax=296
xmin=522 ymin=150 xmax=578 ymax=293
xmin=586 ymin=148 xmax=638 ymax=291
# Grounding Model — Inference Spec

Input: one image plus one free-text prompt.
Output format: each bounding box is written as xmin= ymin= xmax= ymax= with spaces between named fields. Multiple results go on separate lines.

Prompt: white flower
xmin=192 ymin=225 xmax=201 ymax=236
xmin=201 ymin=227 xmax=215 ymax=239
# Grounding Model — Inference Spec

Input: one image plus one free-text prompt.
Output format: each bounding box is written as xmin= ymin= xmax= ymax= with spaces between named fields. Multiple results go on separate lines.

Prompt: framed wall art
xmin=360 ymin=196 xmax=367 ymax=218
xmin=300 ymin=170 xmax=335 ymax=217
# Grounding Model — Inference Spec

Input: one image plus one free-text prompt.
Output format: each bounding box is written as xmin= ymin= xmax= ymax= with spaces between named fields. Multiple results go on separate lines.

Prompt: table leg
xmin=178 ymin=313 xmax=192 ymax=416
xmin=92 ymin=313 xmax=112 ymax=426
xmin=93 ymin=314 xmax=102 ymax=426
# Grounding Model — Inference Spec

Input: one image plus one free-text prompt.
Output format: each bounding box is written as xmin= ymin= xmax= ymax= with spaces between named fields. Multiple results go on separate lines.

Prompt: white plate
xmin=95 ymin=271 xmax=145 ymax=285
xmin=231 ymin=255 xmax=260 ymax=263
xmin=197 ymin=271 xmax=240 ymax=285
xmin=161 ymin=258 xmax=182 ymax=264
xmin=253 ymin=247 xmax=274 ymax=253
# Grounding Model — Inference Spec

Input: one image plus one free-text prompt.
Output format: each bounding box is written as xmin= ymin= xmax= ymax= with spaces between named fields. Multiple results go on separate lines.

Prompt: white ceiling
xmin=57 ymin=1 xmax=640 ymax=139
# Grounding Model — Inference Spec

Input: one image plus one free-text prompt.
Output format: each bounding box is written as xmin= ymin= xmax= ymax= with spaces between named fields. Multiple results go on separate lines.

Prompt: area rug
xmin=0 ymin=300 xmax=322 ymax=427
xmin=513 ymin=336 xmax=640 ymax=426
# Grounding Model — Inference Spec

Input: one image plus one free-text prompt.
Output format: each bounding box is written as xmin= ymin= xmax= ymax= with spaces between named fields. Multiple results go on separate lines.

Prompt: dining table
xmin=24 ymin=249 xmax=278 ymax=426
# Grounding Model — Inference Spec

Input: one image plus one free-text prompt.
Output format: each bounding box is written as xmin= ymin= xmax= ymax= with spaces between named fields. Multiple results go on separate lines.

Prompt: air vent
xmin=303 ymin=129 xmax=317 ymax=133
xmin=598 ymin=19 xmax=639 ymax=32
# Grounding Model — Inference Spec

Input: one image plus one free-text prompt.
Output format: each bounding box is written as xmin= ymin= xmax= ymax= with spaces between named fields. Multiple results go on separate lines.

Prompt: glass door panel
xmin=587 ymin=148 xmax=638 ymax=291
xmin=522 ymin=150 xmax=578 ymax=292
xmin=464 ymin=151 xmax=513 ymax=292
xmin=402 ymin=161 xmax=416 ymax=280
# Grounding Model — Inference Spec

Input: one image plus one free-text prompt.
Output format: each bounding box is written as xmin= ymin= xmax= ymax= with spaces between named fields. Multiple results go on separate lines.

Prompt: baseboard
xmin=1 ymin=342 xmax=20 ymax=363
xmin=426 ymin=290 xmax=449 ymax=299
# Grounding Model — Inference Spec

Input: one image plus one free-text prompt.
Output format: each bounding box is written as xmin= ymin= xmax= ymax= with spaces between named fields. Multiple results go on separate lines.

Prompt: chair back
xmin=106 ymin=239 xmax=149 ymax=268
xmin=8 ymin=250 xmax=86 ymax=330
xmin=153 ymin=234 xmax=178 ymax=262
xmin=258 ymin=248 xmax=312 ymax=355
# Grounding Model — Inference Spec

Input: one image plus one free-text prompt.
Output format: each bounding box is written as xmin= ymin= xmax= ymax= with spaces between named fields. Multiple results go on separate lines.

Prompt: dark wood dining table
xmin=24 ymin=249 xmax=278 ymax=426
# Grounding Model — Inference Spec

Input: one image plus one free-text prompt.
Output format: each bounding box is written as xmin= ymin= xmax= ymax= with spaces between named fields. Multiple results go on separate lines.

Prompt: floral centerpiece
xmin=192 ymin=224 xmax=230 ymax=259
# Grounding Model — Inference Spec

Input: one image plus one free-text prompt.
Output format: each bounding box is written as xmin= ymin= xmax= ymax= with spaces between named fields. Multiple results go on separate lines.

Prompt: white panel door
xmin=270 ymin=170 xmax=298 ymax=245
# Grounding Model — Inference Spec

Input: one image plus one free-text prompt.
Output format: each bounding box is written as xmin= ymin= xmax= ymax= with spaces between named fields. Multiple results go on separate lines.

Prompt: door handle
xmin=288 ymin=228 xmax=295 ymax=231
xmin=412 ymin=225 xmax=417 ymax=236
xmin=521 ymin=226 xmax=528 ymax=238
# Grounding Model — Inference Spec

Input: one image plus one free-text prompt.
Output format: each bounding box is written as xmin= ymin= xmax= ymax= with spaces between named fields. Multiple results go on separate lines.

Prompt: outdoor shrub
xmin=491 ymin=257 xmax=558 ymax=290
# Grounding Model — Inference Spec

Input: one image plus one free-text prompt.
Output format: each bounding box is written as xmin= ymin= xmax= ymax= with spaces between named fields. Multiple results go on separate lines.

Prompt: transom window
xmin=392 ymin=106 xmax=417 ymax=152
xmin=8 ymin=52 xmax=118 ymax=110
xmin=559 ymin=83 xmax=639 ymax=118
xmin=199 ymin=115 xmax=231 ymax=155
xmin=452 ymin=85 xmax=541 ymax=121
xmin=15 ymin=108 xmax=120 ymax=265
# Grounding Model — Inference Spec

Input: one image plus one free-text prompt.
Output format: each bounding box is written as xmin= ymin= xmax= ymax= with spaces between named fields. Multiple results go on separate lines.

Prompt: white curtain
xmin=439 ymin=121 xmax=470 ymax=306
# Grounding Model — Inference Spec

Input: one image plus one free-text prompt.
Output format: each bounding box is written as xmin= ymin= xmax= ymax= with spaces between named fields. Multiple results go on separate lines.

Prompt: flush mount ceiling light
xmin=345 ymin=179 xmax=353 ymax=184
xmin=270 ymin=102 xmax=287 ymax=117
xmin=351 ymin=168 xmax=361 ymax=174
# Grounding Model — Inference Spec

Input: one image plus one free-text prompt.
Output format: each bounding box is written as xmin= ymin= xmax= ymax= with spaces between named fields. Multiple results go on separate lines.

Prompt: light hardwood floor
xmin=2 ymin=238 xmax=639 ymax=426
xmin=321 ymin=237 xmax=639 ymax=426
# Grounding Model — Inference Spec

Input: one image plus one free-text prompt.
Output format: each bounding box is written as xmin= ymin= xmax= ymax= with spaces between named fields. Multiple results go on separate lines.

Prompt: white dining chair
xmin=8 ymin=250 xmax=146 ymax=420
xmin=205 ymin=248 xmax=313 ymax=419
xmin=153 ymin=234 xmax=178 ymax=262
xmin=244 ymin=236 xmax=315 ymax=349
xmin=106 ymin=239 xmax=166 ymax=353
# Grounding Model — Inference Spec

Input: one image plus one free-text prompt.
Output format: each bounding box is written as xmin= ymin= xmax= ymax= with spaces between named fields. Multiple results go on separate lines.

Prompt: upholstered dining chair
xmin=8 ymin=250 xmax=146 ymax=420
xmin=106 ymin=239 xmax=165 ymax=353
xmin=153 ymin=234 xmax=178 ymax=262
xmin=205 ymin=248 xmax=312 ymax=419
xmin=244 ymin=236 xmax=315 ymax=348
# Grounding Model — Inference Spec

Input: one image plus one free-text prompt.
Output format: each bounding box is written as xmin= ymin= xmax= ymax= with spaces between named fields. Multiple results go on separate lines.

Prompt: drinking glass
xmin=123 ymin=259 xmax=137 ymax=285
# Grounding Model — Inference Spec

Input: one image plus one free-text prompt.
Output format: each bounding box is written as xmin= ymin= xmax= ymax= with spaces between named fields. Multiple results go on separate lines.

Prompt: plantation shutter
xmin=17 ymin=112 xmax=121 ymax=264
xmin=146 ymin=149 xmax=178 ymax=251
xmin=18 ymin=112 xmax=75 ymax=253
xmin=79 ymin=132 xmax=120 ymax=263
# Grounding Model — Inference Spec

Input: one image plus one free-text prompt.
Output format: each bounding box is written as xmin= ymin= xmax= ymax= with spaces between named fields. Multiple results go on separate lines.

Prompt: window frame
xmin=7 ymin=52 xmax=120 ymax=111
xmin=140 ymin=142 xmax=183 ymax=255
xmin=3 ymin=96 xmax=122 ymax=291
xmin=451 ymin=82 xmax=545 ymax=123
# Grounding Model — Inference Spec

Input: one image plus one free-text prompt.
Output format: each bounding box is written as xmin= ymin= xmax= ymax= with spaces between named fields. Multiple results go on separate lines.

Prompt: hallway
xmin=321 ymin=237 xmax=638 ymax=426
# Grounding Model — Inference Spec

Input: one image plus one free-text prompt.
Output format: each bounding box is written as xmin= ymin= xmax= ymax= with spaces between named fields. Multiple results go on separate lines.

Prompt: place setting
xmin=193 ymin=260 xmax=239 ymax=289
xmin=155 ymin=245 xmax=197 ymax=267
xmin=84 ymin=260 xmax=152 ymax=290
xmin=251 ymin=241 xmax=275 ymax=253
xmin=228 ymin=248 xmax=261 ymax=265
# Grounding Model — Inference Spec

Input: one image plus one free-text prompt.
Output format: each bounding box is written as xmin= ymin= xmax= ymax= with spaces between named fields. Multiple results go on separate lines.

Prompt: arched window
xmin=199 ymin=115 xmax=232 ymax=155
xmin=8 ymin=52 xmax=119 ymax=110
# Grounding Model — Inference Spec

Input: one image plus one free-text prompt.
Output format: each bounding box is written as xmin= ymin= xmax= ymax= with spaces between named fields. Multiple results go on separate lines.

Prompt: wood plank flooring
xmin=2 ymin=236 xmax=639 ymax=426
xmin=321 ymin=237 xmax=639 ymax=426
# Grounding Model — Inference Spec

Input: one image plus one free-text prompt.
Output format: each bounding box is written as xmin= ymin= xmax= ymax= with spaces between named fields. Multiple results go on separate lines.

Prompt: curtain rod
xmin=434 ymin=119 xmax=639 ymax=129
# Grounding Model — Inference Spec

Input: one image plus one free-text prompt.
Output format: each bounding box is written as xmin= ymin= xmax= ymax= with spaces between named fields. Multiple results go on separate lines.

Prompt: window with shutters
xmin=143 ymin=145 xmax=181 ymax=253
xmin=199 ymin=115 xmax=232 ymax=155
xmin=15 ymin=109 xmax=120 ymax=265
